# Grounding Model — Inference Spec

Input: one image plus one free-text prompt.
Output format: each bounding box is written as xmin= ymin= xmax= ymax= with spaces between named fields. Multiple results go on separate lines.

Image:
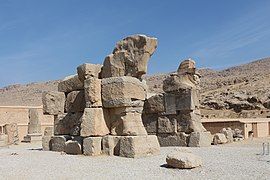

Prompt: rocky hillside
xmin=1 ymin=57 xmax=270 ymax=118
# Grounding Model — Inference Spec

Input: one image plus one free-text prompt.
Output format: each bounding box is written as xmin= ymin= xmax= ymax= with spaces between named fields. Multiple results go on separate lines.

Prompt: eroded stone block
xmin=65 ymin=91 xmax=85 ymax=113
xmin=83 ymin=137 xmax=102 ymax=156
xmin=119 ymin=135 xmax=160 ymax=158
xmin=50 ymin=135 xmax=71 ymax=152
xmin=84 ymin=77 xmax=102 ymax=107
xmin=42 ymin=91 xmax=65 ymax=115
xmin=188 ymin=131 xmax=212 ymax=147
xmin=65 ymin=137 xmax=83 ymax=155
xmin=77 ymin=63 xmax=102 ymax=81
xmin=58 ymin=75 xmax=83 ymax=93
xmin=102 ymin=135 xmax=122 ymax=156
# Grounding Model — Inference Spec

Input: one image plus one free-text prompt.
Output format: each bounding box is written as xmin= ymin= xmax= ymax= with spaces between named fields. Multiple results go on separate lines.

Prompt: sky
xmin=1 ymin=0 xmax=270 ymax=88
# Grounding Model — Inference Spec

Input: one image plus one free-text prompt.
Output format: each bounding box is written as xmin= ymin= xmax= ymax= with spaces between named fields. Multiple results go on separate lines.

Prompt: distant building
xmin=202 ymin=118 xmax=270 ymax=138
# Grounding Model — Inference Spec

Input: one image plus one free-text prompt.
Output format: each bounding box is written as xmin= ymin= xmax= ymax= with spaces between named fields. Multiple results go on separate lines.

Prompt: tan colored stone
xmin=166 ymin=152 xmax=202 ymax=169
xmin=213 ymin=133 xmax=227 ymax=145
xmin=80 ymin=108 xmax=109 ymax=137
xmin=101 ymin=76 xmax=146 ymax=108
xmin=119 ymin=135 xmax=160 ymax=158
xmin=157 ymin=116 xmax=177 ymax=134
xmin=188 ymin=131 xmax=212 ymax=147
xmin=83 ymin=137 xmax=102 ymax=156
xmin=102 ymin=135 xmax=121 ymax=156
xmin=158 ymin=133 xmax=189 ymax=147
xmin=58 ymin=75 xmax=83 ymax=93
xmin=42 ymin=91 xmax=65 ymax=115
xmin=77 ymin=63 xmax=102 ymax=81
xmin=4 ymin=123 xmax=19 ymax=145
xmin=84 ymin=77 xmax=102 ymax=107
xmin=42 ymin=136 xmax=52 ymax=151
xmin=65 ymin=90 xmax=85 ymax=113
xmin=109 ymin=107 xmax=147 ymax=136
xmin=28 ymin=108 xmax=41 ymax=134
xmin=101 ymin=34 xmax=157 ymax=79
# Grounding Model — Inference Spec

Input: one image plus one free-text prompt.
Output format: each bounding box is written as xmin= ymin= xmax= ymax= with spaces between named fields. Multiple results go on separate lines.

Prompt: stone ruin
xmin=0 ymin=123 xmax=19 ymax=146
xmin=42 ymin=34 xmax=160 ymax=158
xmin=22 ymin=109 xmax=42 ymax=143
xmin=142 ymin=59 xmax=212 ymax=147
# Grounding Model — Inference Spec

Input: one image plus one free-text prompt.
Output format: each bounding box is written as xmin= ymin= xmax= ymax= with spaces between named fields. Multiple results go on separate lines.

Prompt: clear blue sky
xmin=1 ymin=0 xmax=270 ymax=87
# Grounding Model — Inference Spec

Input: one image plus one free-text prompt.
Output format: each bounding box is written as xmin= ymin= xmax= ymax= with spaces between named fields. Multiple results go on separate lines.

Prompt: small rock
xmin=166 ymin=152 xmax=202 ymax=169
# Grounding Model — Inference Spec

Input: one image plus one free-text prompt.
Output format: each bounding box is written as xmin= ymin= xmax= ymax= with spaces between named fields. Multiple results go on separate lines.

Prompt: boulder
xmin=119 ymin=135 xmax=160 ymax=158
xmin=65 ymin=91 xmax=85 ymax=113
xmin=58 ymin=75 xmax=83 ymax=93
xmin=50 ymin=135 xmax=71 ymax=152
xmin=188 ymin=131 xmax=212 ymax=147
xmin=101 ymin=76 xmax=146 ymax=108
xmin=213 ymin=133 xmax=227 ymax=144
xmin=166 ymin=152 xmax=202 ymax=169
xmin=54 ymin=112 xmax=83 ymax=136
xmin=220 ymin=128 xmax=234 ymax=143
xmin=101 ymin=34 xmax=157 ymax=79
xmin=80 ymin=108 xmax=110 ymax=137
xmin=77 ymin=63 xmax=102 ymax=81
xmin=84 ymin=77 xmax=102 ymax=107
xmin=42 ymin=91 xmax=65 ymax=115
xmin=144 ymin=94 xmax=165 ymax=114
xmin=65 ymin=137 xmax=83 ymax=155
xmin=83 ymin=137 xmax=102 ymax=156
xmin=102 ymin=135 xmax=121 ymax=156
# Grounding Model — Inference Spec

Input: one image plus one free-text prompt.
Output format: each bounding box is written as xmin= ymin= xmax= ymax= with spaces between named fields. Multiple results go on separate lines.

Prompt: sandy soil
xmin=0 ymin=138 xmax=270 ymax=180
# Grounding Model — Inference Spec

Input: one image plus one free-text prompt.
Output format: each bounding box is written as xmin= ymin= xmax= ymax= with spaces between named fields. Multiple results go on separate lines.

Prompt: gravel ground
xmin=0 ymin=138 xmax=270 ymax=180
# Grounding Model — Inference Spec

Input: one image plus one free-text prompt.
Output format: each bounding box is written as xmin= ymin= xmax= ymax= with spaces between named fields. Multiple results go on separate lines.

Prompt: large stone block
xmin=164 ymin=93 xmax=176 ymax=115
xmin=109 ymin=107 xmax=147 ymax=136
xmin=58 ymin=75 xmax=84 ymax=93
xmin=43 ymin=127 xmax=54 ymax=136
xmin=65 ymin=137 xmax=83 ymax=155
xmin=157 ymin=116 xmax=177 ymax=134
xmin=119 ymin=135 xmax=160 ymax=158
xmin=101 ymin=34 xmax=157 ymax=79
xmin=80 ymin=108 xmax=110 ymax=137
xmin=42 ymin=91 xmax=65 ymax=115
xmin=65 ymin=91 xmax=85 ymax=113
xmin=102 ymin=135 xmax=121 ymax=156
xmin=142 ymin=113 xmax=158 ymax=134
xmin=157 ymin=133 xmax=189 ymax=147
xmin=83 ymin=137 xmax=102 ymax=156
xmin=188 ymin=131 xmax=212 ymax=147
xmin=144 ymin=94 xmax=165 ymax=114
xmin=84 ymin=77 xmax=102 ymax=107
xmin=77 ymin=63 xmax=102 ymax=81
xmin=101 ymin=76 xmax=146 ymax=108
xmin=213 ymin=133 xmax=227 ymax=145
xmin=50 ymin=135 xmax=71 ymax=152
xmin=54 ymin=112 xmax=83 ymax=136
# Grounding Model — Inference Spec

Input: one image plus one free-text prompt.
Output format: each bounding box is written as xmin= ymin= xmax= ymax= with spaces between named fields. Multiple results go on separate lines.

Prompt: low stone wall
xmin=0 ymin=106 xmax=53 ymax=141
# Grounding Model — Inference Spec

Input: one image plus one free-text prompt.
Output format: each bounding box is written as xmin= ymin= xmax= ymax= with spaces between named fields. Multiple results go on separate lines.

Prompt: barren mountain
xmin=1 ymin=57 xmax=270 ymax=118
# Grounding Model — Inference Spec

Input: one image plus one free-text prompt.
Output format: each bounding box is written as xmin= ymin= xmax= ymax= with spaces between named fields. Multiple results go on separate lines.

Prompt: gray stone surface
xmin=188 ymin=131 xmax=212 ymax=147
xmin=102 ymin=135 xmax=122 ymax=156
xmin=65 ymin=137 xmax=83 ymax=155
xmin=65 ymin=90 xmax=85 ymax=113
xmin=28 ymin=109 xmax=41 ymax=134
xmin=158 ymin=133 xmax=189 ymax=147
xmin=144 ymin=94 xmax=165 ymax=114
xmin=83 ymin=137 xmax=102 ymax=156
xmin=50 ymin=135 xmax=72 ymax=152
